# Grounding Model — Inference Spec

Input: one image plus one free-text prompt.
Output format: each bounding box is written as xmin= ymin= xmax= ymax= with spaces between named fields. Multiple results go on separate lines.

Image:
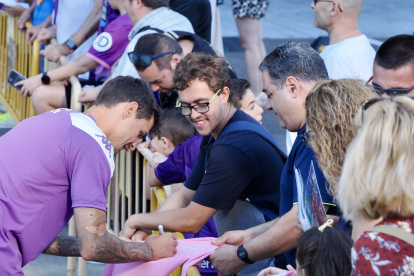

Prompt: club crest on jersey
xmin=93 ymin=32 xmax=113 ymax=52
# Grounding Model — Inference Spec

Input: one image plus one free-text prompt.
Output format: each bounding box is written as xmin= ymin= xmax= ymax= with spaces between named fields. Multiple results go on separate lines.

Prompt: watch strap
xmin=41 ymin=72 xmax=50 ymax=85
xmin=65 ymin=39 xmax=77 ymax=50
xmin=237 ymin=244 xmax=255 ymax=264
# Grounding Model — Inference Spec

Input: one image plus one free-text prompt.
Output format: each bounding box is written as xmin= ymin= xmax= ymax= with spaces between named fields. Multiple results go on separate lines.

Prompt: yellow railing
xmin=0 ymin=12 xmax=37 ymax=122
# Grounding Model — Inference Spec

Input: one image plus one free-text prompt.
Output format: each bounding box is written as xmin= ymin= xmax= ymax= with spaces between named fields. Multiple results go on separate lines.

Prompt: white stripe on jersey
xmin=70 ymin=113 xmax=115 ymax=177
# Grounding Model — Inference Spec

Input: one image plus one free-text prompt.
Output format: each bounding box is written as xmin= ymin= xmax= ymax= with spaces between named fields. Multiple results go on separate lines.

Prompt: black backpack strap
xmin=136 ymin=26 xmax=164 ymax=35
xmin=216 ymin=120 xmax=287 ymax=162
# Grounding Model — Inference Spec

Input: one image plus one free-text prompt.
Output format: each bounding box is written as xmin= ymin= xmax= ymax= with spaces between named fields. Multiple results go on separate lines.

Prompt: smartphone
xmin=7 ymin=70 xmax=26 ymax=92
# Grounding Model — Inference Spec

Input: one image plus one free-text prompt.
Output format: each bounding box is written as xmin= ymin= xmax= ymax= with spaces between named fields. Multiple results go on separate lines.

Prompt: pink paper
xmin=101 ymin=238 xmax=218 ymax=276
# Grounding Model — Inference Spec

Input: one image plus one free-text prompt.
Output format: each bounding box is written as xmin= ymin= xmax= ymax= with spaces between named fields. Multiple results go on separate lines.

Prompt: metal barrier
xmin=0 ymin=12 xmax=37 ymax=122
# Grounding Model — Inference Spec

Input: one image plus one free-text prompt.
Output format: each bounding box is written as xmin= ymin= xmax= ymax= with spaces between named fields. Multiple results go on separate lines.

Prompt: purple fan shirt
xmin=155 ymin=134 xmax=202 ymax=184
xmin=0 ymin=109 xmax=114 ymax=275
xmin=86 ymin=13 xmax=133 ymax=82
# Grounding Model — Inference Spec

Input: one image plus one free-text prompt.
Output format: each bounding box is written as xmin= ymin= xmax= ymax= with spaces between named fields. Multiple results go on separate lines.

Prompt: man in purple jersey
xmin=17 ymin=0 xmax=133 ymax=115
xmin=0 ymin=76 xmax=178 ymax=276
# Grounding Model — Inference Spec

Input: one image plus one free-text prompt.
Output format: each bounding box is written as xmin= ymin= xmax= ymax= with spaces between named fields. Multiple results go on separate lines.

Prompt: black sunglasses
xmin=128 ymin=52 xmax=175 ymax=67
xmin=300 ymin=130 xmax=312 ymax=147
xmin=366 ymin=76 xmax=414 ymax=96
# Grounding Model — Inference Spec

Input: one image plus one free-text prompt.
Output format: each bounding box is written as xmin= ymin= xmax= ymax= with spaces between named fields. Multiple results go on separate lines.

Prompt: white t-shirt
xmin=112 ymin=7 xmax=194 ymax=79
xmin=320 ymin=34 xmax=376 ymax=82
xmin=54 ymin=0 xmax=97 ymax=63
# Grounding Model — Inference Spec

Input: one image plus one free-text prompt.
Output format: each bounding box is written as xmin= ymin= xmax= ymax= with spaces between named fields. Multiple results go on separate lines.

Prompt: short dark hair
xmin=260 ymin=41 xmax=329 ymax=89
xmin=227 ymin=78 xmax=251 ymax=109
xmin=94 ymin=76 xmax=162 ymax=138
xmin=296 ymin=227 xmax=353 ymax=276
xmin=140 ymin=0 xmax=169 ymax=9
xmin=375 ymin=34 xmax=414 ymax=73
xmin=158 ymin=108 xmax=195 ymax=146
xmin=134 ymin=33 xmax=183 ymax=72
xmin=173 ymin=52 xmax=230 ymax=98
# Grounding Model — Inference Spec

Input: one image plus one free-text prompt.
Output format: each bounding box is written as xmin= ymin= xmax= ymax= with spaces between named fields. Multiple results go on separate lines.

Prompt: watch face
xmin=66 ymin=39 xmax=76 ymax=49
xmin=238 ymin=251 xmax=246 ymax=258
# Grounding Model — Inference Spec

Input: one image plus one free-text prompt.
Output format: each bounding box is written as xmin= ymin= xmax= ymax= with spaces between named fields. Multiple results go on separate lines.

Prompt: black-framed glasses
xmin=176 ymin=89 xmax=221 ymax=116
xmin=300 ymin=131 xmax=311 ymax=147
xmin=127 ymin=52 xmax=175 ymax=67
xmin=313 ymin=0 xmax=343 ymax=12
xmin=366 ymin=76 xmax=414 ymax=96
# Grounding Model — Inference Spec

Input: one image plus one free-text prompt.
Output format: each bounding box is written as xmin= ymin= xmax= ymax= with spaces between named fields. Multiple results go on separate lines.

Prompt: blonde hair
xmin=305 ymin=79 xmax=377 ymax=195
xmin=337 ymin=96 xmax=414 ymax=221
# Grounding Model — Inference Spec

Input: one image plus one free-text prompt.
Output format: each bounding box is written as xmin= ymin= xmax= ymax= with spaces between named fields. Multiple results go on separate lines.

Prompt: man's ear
xmin=135 ymin=0 xmax=143 ymax=9
xmin=220 ymin=86 xmax=231 ymax=104
xmin=330 ymin=1 xmax=340 ymax=16
xmin=285 ymin=76 xmax=300 ymax=99
xmin=170 ymin=54 xmax=182 ymax=70
xmin=122 ymin=102 xmax=139 ymax=119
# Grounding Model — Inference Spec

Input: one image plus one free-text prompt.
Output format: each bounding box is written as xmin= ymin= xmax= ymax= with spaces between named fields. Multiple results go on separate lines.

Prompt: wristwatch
xmin=41 ymin=72 xmax=50 ymax=85
xmin=65 ymin=39 xmax=77 ymax=50
xmin=237 ymin=244 xmax=255 ymax=264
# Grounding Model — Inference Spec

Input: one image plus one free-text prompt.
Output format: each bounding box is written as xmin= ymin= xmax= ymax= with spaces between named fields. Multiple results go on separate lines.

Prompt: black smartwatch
xmin=237 ymin=244 xmax=255 ymax=264
xmin=41 ymin=72 xmax=50 ymax=85
xmin=65 ymin=39 xmax=77 ymax=50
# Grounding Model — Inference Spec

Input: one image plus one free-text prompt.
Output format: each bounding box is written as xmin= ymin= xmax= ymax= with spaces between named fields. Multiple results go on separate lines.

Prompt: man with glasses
xmin=129 ymin=32 xmax=237 ymax=108
xmin=120 ymin=53 xmax=287 ymax=275
xmin=311 ymin=0 xmax=375 ymax=81
xmin=368 ymin=34 xmax=414 ymax=97
xmin=207 ymin=42 xmax=338 ymax=275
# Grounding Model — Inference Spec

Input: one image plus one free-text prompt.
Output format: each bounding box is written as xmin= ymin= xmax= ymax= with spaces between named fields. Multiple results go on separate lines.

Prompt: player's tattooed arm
xmin=42 ymin=234 xmax=81 ymax=256
xmin=73 ymin=207 xmax=157 ymax=263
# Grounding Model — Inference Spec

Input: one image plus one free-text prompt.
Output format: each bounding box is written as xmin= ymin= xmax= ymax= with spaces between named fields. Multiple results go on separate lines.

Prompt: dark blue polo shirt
xmin=279 ymin=124 xmax=337 ymax=267
xmin=184 ymin=110 xmax=285 ymax=216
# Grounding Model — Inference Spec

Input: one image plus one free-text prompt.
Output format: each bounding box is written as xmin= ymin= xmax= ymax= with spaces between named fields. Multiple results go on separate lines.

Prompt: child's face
xmin=149 ymin=136 xmax=171 ymax=156
xmin=239 ymin=88 xmax=264 ymax=124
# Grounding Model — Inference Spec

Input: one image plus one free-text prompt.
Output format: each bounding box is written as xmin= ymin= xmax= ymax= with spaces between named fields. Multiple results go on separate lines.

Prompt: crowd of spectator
xmin=1 ymin=0 xmax=414 ymax=276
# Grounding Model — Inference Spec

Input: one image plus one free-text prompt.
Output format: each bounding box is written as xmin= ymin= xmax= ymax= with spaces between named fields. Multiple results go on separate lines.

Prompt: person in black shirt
xmin=121 ymin=53 xmax=286 ymax=273
xmin=170 ymin=0 xmax=212 ymax=43
xmin=128 ymin=31 xmax=237 ymax=108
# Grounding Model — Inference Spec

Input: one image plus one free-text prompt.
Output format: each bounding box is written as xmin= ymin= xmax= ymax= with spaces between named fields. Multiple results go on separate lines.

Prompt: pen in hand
xmin=158 ymin=225 xmax=164 ymax=235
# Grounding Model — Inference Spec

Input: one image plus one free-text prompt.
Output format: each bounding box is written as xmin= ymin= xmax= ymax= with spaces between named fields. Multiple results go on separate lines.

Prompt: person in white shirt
xmin=78 ymin=0 xmax=194 ymax=104
xmin=285 ymin=0 xmax=376 ymax=155
xmin=311 ymin=0 xmax=375 ymax=81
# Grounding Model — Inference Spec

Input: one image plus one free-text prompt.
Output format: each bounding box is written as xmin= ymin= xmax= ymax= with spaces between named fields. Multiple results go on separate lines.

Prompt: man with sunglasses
xmin=311 ymin=0 xmax=375 ymax=81
xmin=368 ymin=35 xmax=414 ymax=97
xmin=129 ymin=32 xmax=237 ymax=108
xmin=120 ymin=53 xmax=287 ymax=275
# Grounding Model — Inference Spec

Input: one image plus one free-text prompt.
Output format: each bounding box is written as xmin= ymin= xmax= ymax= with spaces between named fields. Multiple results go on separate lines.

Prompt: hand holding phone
xmin=7 ymin=70 xmax=26 ymax=93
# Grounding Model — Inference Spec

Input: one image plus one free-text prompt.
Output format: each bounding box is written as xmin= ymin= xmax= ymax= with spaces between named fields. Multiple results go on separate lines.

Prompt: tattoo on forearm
xmin=81 ymin=227 xmax=154 ymax=263
xmin=75 ymin=208 xmax=154 ymax=263
xmin=42 ymin=234 xmax=81 ymax=257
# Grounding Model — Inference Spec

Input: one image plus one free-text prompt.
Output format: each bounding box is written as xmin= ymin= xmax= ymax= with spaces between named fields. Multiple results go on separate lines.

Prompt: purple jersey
xmin=0 ymin=109 xmax=114 ymax=275
xmin=86 ymin=13 xmax=133 ymax=81
xmin=155 ymin=134 xmax=202 ymax=184
xmin=99 ymin=0 xmax=120 ymax=34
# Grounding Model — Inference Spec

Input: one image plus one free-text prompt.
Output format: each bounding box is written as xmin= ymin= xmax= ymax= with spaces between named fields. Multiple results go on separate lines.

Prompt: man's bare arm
xmin=244 ymin=205 xmax=300 ymax=261
xmin=42 ymin=234 xmax=80 ymax=257
xmin=69 ymin=0 xmax=101 ymax=48
xmin=155 ymin=186 xmax=196 ymax=212
xmin=74 ymin=207 xmax=177 ymax=262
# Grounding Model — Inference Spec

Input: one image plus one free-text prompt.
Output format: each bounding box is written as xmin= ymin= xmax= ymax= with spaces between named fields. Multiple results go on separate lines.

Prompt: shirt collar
xmin=129 ymin=7 xmax=169 ymax=40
